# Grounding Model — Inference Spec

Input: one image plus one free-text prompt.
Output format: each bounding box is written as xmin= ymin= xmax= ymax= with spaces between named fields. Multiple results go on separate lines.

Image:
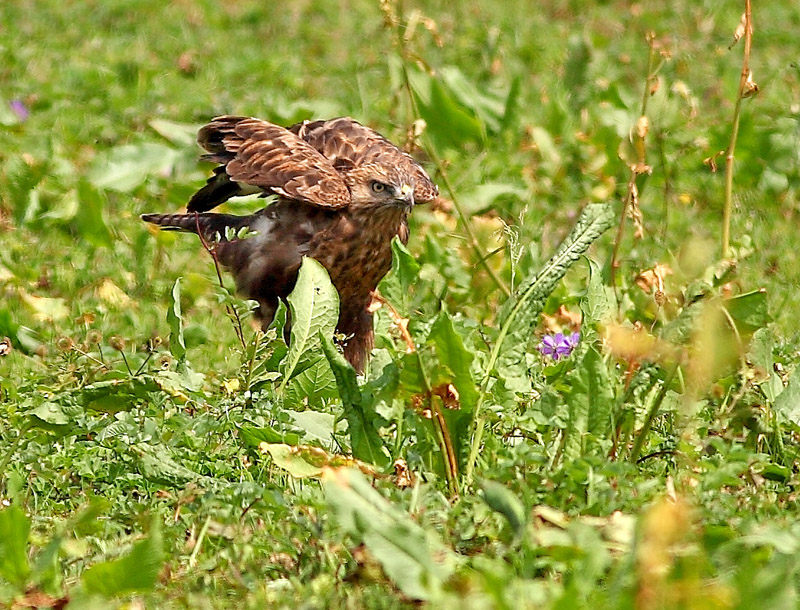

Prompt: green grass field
xmin=2 ymin=1 xmax=800 ymax=607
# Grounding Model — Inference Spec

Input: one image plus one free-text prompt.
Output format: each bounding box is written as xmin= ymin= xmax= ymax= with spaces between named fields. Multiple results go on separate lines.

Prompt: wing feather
xmin=191 ymin=116 xmax=351 ymax=211
xmin=288 ymin=117 xmax=439 ymax=203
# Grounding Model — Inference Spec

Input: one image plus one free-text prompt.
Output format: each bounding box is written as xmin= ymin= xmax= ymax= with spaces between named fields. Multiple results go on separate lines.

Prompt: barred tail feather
xmin=140 ymin=212 xmax=249 ymax=243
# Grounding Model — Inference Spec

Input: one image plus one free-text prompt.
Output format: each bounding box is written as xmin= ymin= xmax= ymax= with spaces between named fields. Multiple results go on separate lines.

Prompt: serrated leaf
xmin=323 ymin=468 xmax=458 ymax=601
xmin=320 ymin=332 xmax=389 ymax=466
xmin=279 ymin=258 xmax=339 ymax=392
xmin=0 ymin=505 xmax=31 ymax=588
xmin=582 ymin=258 xmax=616 ymax=326
xmin=167 ymin=278 xmax=186 ymax=361
xmin=495 ymin=204 xmax=614 ymax=391
xmin=82 ymin=522 xmax=163 ymax=596
xmin=563 ymin=347 xmax=614 ymax=460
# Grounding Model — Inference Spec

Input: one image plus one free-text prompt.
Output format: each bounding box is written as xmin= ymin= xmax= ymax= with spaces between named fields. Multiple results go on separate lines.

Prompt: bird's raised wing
xmin=190 ymin=116 xmax=351 ymax=212
xmin=289 ymin=117 xmax=439 ymax=203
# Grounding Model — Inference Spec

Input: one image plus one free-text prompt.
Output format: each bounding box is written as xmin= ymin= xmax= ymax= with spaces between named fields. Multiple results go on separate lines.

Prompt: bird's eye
xmin=370 ymin=181 xmax=387 ymax=193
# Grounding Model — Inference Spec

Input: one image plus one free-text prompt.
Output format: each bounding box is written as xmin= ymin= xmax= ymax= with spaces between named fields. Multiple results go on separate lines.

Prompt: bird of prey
xmin=142 ymin=115 xmax=437 ymax=372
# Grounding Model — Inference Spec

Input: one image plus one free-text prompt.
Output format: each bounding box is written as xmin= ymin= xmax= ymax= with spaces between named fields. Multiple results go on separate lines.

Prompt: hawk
xmin=142 ymin=116 xmax=438 ymax=372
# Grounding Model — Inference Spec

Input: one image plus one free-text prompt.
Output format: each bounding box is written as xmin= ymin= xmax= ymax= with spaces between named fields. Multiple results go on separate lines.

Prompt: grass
xmin=1 ymin=0 xmax=800 ymax=608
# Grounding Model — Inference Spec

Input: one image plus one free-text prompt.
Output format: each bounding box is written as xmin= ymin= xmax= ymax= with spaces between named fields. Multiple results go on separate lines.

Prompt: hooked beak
xmin=399 ymin=183 xmax=415 ymax=207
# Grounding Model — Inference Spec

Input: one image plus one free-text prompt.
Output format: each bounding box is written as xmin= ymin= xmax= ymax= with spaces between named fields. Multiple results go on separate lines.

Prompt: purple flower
xmin=10 ymin=100 xmax=29 ymax=121
xmin=538 ymin=332 xmax=580 ymax=360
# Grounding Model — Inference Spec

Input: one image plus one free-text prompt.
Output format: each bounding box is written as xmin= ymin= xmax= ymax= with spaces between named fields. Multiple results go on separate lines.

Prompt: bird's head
xmin=344 ymin=164 xmax=416 ymax=211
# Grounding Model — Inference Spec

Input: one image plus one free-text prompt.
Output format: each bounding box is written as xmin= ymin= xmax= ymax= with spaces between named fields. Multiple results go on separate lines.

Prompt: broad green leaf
xmin=82 ymin=522 xmax=163 ymax=596
xmin=0 ymin=308 xmax=42 ymax=354
xmin=149 ymin=118 xmax=199 ymax=146
xmin=725 ymin=289 xmax=770 ymax=334
xmin=87 ymin=142 xmax=179 ymax=192
xmin=279 ymin=258 xmax=339 ymax=391
xmin=167 ymin=278 xmax=186 ymax=361
xmin=495 ymin=204 xmax=614 ymax=392
xmin=460 ymin=182 xmax=527 ymax=216
xmin=428 ymin=312 xmax=478 ymax=411
xmin=238 ymin=424 xmax=301 ymax=448
xmin=409 ymin=69 xmax=486 ymax=148
xmin=563 ymin=347 xmax=614 ymax=460
xmin=20 ymin=292 xmax=69 ymax=322
xmin=80 ymin=377 xmax=160 ymax=413
xmin=74 ymin=180 xmax=113 ymax=248
xmin=284 ymin=356 xmax=338 ymax=407
xmin=774 ymin=367 xmax=800 ymax=426
xmin=261 ymin=443 xmax=328 ymax=478
xmin=439 ymin=66 xmax=506 ymax=132
xmin=133 ymin=444 xmax=207 ymax=486
xmin=323 ymin=468 xmax=457 ymax=601
xmin=320 ymin=332 xmax=389 ymax=466
xmin=287 ymin=409 xmax=335 ymax=444
xmin=378 ymin=237 xmax=421 ymax=315
xmin=28 ymin=401 xmax=75 ymax=435
xmin=426 ymin=312 xmax=478 ymax=469
xmin=0 ymin=505 xmax=31 ymax=588
xmin=155 ymin=367 xmax=206 ymax=400
xmin=581 ymin=258 xmax=615 ymax=327
xmin=480 ymin=480 xmax=526 ymax=537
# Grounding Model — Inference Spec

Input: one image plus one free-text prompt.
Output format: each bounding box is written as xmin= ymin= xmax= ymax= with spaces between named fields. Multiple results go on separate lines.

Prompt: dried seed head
xmin=109 ymin=336 xmax=126 ymax=351
xmin=56 ymin=337 xmax=74 ymax=352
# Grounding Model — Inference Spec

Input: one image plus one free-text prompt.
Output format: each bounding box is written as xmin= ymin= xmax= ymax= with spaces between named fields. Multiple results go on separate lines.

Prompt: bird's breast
xmin=309 ymin=208 xmax=408 ymax=307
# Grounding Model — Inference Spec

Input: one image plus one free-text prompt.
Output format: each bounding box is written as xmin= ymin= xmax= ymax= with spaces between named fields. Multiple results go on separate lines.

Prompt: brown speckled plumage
xmin=142 ymin=115 xmax=437 ymax=372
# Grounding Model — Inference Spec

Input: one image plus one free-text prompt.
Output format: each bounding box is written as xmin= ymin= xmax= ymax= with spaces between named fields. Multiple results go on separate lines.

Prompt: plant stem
xmin=629 ymin=362 xmax=679 ymax=464
xmin=610 ymin=36 xmax=659 ymax=293
xmin=0 ymin=421 xmax=32 ymax=482
xmin=722 ymin=0 xmax=753 ymax=258
xmin=389 ymin=5 xmax=510 ymax=298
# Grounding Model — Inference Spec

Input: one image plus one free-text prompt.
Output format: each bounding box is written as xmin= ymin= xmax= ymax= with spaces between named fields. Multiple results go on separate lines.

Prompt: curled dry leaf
xmin=541 ymin=305 xmax=582 ymax=334
xmin=742 ymin=70 xmax=759 ymax=98
xmin=729 ymin=12 xmax=749 ymax=49
xmin=634 ymin=263 xmax=673 ymax=295
xmin=393 ymin=458 xmax=415 ymax=489
xmin=432 ymin=383 xmax=460 ymax=409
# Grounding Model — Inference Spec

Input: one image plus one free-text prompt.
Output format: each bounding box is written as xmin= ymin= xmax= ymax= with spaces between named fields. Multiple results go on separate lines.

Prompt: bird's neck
xmin=345 ymin=205 xmax=408 ymax=238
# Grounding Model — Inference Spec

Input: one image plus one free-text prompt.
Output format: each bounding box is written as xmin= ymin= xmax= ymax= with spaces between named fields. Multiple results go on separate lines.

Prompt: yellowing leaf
xmin=97 ymin=278 xmax=132 ymax=308
xmin=20 ymin=290 xmax=69 ymax=321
